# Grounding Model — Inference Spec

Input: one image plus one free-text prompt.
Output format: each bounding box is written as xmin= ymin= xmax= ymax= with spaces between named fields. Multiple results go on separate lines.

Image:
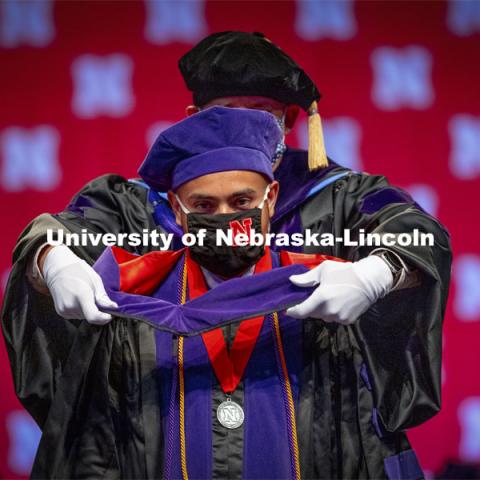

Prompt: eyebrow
xmin=229 ymin=188 xmax=257 ymax=197
xmin=187 ymin=189 xmax=257 ymax=201
xmin=187 ymin=193 xmax=216 ymax=201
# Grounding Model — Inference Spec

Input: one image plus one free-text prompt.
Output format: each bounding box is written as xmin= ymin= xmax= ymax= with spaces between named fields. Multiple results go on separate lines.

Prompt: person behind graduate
xmin=6 ymin=32 xmax=451 ymax=332
xmin=4 ymin=106 xmax=444 ymax=479
xmin=2 ymin=32 xmax=453 ymax=479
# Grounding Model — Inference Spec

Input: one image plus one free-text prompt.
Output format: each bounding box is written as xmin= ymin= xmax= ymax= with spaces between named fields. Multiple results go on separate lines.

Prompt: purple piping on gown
xmin=359 ymin=187 xmax=423 ymax=215
xmin=271 ymin=209 xmax=304 ymax=253
xmin=162 ymin=258 xmax=185 ymax=480
xmin=272 ymin=149 xmax=340 ymax=224
xmin=93 ymin=248 xmax=308 ymax=479
xmin=65 ymin=195 xmax=95 ymax=216
xmin=384 ymin=449 xmax=423 ymax=480
xmin=360 ymin=362 xmax=386 ymax=438
xmin=270 ymin=312 xmax=300 ymax=479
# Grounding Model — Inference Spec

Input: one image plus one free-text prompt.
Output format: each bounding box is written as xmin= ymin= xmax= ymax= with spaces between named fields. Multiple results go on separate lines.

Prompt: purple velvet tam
xmin=138 ymin=106 xmax=281 ymax=192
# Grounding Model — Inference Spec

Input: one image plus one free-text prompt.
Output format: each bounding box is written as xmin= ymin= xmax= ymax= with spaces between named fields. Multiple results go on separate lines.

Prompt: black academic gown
xmin=1 ymin=148 xmax=452 ymax=479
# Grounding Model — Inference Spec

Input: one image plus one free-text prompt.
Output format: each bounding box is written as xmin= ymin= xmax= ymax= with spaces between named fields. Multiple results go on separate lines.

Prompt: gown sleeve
xmin=1 ymin=174 xmax=154 ymax=428
xmin=53 ymin=173 xmax=157 ymax=257
xmin=2 ymin=213 xmax=83 ymax=428
xmin=299 ymin=170 xmax=452 ymax=432
xmin=336 ymin=172 xmax=452 ymax=432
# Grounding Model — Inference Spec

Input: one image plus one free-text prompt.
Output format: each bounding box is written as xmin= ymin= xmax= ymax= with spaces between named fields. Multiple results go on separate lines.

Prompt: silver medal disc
xmin=217 ymin=399 xmax=244 ymax=429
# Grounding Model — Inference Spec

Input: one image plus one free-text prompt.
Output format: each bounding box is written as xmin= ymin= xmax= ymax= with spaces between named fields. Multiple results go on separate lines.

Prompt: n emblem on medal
xmin=217 ymin=397 xmax=244 ymax=429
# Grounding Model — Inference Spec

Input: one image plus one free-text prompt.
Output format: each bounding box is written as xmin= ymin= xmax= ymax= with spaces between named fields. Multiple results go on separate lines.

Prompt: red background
xmin=1 ymin=1 xmax=479 ymax=478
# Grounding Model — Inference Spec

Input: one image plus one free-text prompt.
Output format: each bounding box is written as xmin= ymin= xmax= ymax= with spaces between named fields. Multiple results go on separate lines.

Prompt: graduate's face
xmin=168 ymin=170 xmax=279 ymax=235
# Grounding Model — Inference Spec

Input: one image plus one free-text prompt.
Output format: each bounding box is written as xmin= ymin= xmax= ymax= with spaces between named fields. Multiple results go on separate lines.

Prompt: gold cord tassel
xmin=307 ymin=100 xmax=328 ymax=170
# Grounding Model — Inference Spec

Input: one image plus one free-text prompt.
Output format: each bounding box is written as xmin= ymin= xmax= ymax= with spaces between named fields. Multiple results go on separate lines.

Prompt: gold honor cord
xmin=179 ymin=261 xmax=189 ymax=480
xmin=273 ymin=312 xmax=302 ymax=480
xmin=177 ymin=262 xmax=300 ymax=480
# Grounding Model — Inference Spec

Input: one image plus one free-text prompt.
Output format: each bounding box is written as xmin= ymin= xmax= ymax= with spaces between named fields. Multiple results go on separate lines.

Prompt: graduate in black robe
xmin=2 ymin=33 xmax=452 ymax=479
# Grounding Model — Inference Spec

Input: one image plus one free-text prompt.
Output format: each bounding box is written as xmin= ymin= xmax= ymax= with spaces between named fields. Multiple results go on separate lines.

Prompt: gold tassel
xmin=307 ymin=100 xmax=328 ymax=170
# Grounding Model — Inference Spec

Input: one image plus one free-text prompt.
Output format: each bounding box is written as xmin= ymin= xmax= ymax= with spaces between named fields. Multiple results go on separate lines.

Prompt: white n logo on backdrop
xmin=453 ymin=255 xmax=480 ymax=322
xmin=294 ymin=0 xmax=356 ymax=40
xmin=447 ymin=0 xmax=480 ymax=36
xmin=404 ymin=184 xmax=439 ymax=217
xmin=297 ymin=117 xmax=363 ymax=171
xmin=371 ymin=46 xmax=434 ymax=110
xmin=6 ymin=411 xmax=41 ymax=475
xmin=72 ymin=54 xmax=135 ymax=118
xmin=449 ymin=115 xmax=480 ymax=180
xmin=0 ymin=126 xmax=61 ymax=192
xmin=0 ymin=0 xmax=54 ymax=47
xmin=144 ymin=0 xmax=207 ymax=44
xmin=458 ymin=397 xmax=480 ymax=461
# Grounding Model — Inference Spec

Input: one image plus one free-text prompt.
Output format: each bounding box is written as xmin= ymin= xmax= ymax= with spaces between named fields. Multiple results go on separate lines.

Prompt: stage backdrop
xmin=1 ymin=1 xmax=480 ymax=477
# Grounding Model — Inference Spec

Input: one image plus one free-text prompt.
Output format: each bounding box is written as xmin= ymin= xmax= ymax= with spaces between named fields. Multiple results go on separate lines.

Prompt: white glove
xmin=42 ymin=245 xmax=118 ymax=325
xmin=286 ymin=256 xmax=394 ymax=324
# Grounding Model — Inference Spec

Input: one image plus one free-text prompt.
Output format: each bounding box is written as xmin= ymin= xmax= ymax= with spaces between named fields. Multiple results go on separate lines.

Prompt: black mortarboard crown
xmin=179 ymin=31 xmax=320 ymax=111
xmin=178 ymin=31 xmax=328 ymax=169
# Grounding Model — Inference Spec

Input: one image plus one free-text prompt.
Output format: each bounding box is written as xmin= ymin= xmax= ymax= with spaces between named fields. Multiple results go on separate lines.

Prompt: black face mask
xmin=186 ymin=208 xmax=265 ymax=278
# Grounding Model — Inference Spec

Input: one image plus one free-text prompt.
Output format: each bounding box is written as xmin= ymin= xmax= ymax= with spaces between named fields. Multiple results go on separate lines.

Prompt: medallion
xmin=217 ymin=398 xmax=244 ymax=429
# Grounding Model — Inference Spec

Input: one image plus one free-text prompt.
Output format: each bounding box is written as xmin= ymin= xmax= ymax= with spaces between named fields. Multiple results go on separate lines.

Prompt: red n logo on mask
xmin=229 ymin=217 xmax=253 ymax=246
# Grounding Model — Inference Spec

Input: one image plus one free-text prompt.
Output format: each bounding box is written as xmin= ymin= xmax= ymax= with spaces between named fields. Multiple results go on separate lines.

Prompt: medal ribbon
xmin=186 ymin=248 xmax=272 ymax=395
